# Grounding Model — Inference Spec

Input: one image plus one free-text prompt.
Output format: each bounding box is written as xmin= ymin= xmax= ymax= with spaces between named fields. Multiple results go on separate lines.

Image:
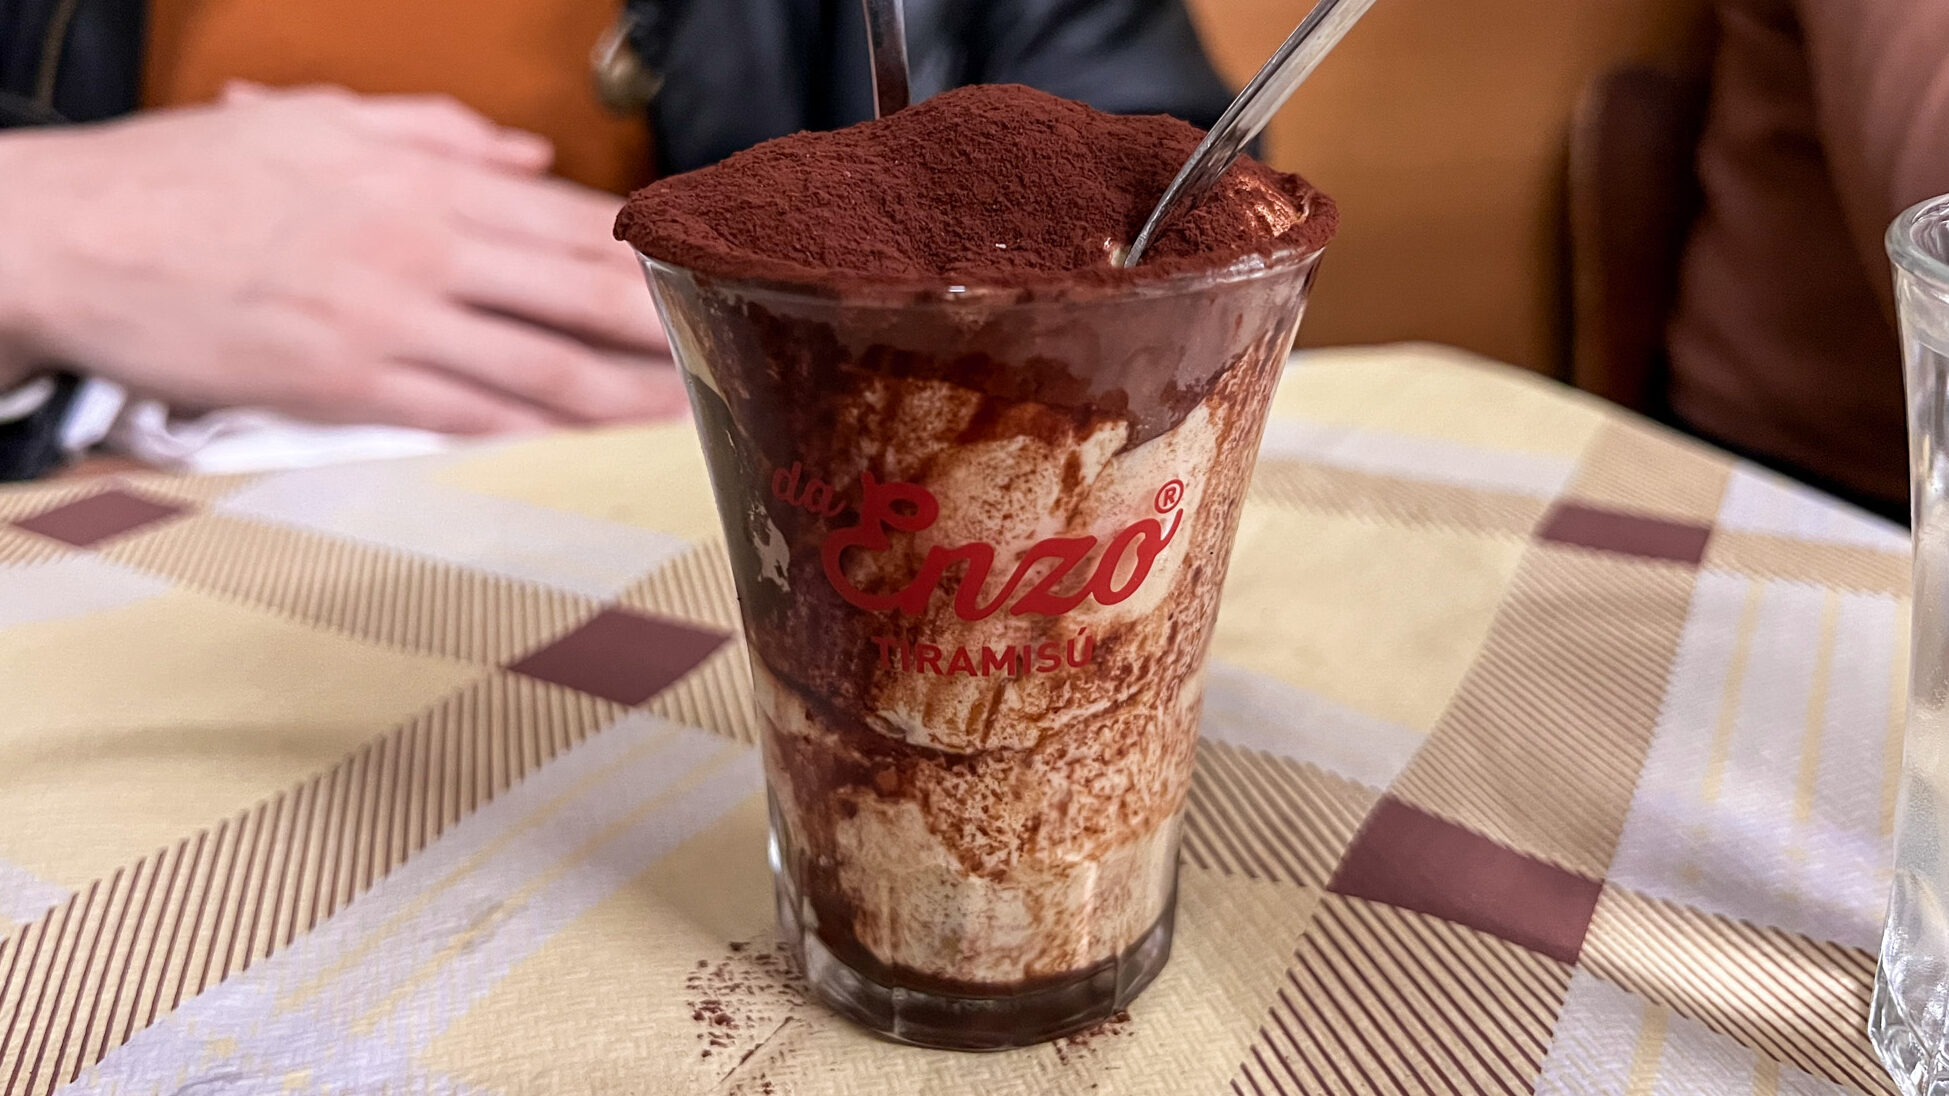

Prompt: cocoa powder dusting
xmin=616 ymin=84 xmax=1335 ymax=290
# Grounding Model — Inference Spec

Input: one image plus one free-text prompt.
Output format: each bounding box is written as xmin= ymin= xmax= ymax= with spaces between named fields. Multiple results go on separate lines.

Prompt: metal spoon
xmin=1122 ymin=0 xmax=1378 ymax=267
xmin=861 ymin=0 xmax=912 ymax=118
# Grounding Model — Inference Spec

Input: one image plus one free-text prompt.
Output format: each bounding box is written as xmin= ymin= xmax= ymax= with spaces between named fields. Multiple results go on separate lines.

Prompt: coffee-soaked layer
xmin=616 ymin=84 xmax=1337 ymax=291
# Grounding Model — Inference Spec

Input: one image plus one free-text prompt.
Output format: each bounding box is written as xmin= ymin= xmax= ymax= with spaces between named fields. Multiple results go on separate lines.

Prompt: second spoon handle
xmin=1123 ymin=0 xmax=1377 ymax=267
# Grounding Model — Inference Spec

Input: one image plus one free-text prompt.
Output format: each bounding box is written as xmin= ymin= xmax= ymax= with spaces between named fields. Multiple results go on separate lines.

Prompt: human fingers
xmin=445 ymin=235 xmax=666 ymax=353
xmin=350 ymin=93 xmax=552 ymax=172
xmin=398 ymin=305 xmax=679 ymax=423
xmin=447 ymin=168 xmax=626 ymax=257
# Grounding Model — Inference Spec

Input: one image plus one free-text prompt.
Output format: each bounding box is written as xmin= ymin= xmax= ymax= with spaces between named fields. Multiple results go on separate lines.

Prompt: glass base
xmin=1874 ymin=967 xmax=1949 ymax=1095
xmin=776 ymin=874 xmax=1174 ymax=1051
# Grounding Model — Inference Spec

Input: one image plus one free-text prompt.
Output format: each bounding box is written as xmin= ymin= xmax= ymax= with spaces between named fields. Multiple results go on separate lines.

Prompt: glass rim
xmin=1888 ymin=194 xmax=1949 ymax=289
xmin=635 ymin=243 xmax=1326 ymax=306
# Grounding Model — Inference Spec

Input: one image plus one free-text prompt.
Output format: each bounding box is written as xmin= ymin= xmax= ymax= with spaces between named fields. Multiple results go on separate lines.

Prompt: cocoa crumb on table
xmin=682 ymin=940 xmax=809 ymax=1062
xmin=1052 ymin=1010 xmax=1135 ymax=1066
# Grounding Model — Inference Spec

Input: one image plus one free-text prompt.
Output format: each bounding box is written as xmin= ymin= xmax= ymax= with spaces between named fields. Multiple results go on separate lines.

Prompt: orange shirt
xmin=143 ymin=0 xmax=651 ymax=194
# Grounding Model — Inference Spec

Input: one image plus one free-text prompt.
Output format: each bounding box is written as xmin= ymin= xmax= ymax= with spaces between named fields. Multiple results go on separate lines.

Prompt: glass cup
xmin=638 ymin=247 xmax=1324 ymax=1049
xmin=1875 ymin=193 xmax=1949 ymax=1093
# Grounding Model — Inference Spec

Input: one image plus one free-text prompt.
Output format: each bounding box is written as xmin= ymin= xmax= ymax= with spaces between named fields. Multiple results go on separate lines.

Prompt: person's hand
xmin=0 ymin=84 xmax=682 ymax=434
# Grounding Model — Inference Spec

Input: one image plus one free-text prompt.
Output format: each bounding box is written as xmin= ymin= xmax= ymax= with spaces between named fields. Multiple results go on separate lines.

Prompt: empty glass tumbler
xmin=1875 ymin=194 xmax=1949 ymax=1095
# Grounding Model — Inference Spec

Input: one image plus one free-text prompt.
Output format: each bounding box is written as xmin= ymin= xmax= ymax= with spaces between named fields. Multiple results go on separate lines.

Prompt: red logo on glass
xmin=772 ymin=462 xmax=1185 ymax=621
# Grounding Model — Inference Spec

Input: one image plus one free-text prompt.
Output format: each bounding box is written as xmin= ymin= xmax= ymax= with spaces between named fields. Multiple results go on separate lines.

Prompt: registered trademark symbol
xmin=1155 ymin=480 xmax=1185 ymax=513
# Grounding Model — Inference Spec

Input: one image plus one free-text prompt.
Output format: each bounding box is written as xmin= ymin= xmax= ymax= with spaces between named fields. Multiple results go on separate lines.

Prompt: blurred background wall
xmin=1187 ymin=0 xmax=1709 ymax=376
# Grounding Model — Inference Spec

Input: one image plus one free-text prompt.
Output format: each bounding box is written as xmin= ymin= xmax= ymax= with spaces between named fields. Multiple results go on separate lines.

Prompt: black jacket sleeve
xmin=961 ymin=0 xmax=1234 ymax=130
xmin=1 ymin=0 xmax=145 ymax=125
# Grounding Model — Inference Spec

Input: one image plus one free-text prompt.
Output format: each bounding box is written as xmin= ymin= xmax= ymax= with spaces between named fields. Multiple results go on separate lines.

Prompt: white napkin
xmin=76 ymin=379 xmax=456 ymax=474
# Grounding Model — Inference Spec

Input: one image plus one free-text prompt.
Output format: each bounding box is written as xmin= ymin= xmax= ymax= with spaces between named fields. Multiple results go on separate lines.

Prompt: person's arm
xmin=967 ymin=0 xmax=1236 ymax=129
xmin=0 ymin=88 xmax=682 ymax=462
xmin=1795 ymin=0 xmax=1949 ymax=315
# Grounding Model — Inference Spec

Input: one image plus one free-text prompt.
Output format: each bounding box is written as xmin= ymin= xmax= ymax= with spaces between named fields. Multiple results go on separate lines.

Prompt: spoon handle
xmin=1123 ymin=0 xmax=1377 ymax=267
xmin=861 ymin=0 xmax=912 ymax=118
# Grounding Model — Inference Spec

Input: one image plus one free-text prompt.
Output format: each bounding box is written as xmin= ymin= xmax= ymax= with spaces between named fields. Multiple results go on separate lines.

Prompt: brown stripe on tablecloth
xmin=167 ymin=826 xmax=226 ymax=1015
xmin=1704 ymin=531 xmax=1909 ymax=596
xmin=0 ymin=527 xmax=67 ymax=568
xmin=299 ymin=763 xmax=346 ymax=937
xmin=1580 ymin=885 xmax=1893 ymax=1095
xmin=3 ymin=881 xmax=102 ymax=1095
xmin=1329 ymin=798 xmax=1602 ymax=964
xmin=1560 ymin=421 xmax=1733 ymax=523
xmin=261 ymin=786 xmax=309 ymax=979
xmin=199 ymin=800 xmax=258 ymax=990
xmin=0 ymin=909 xmax=58 ymax=1077
xmin=1389 ymin=544 xmax=1697 ymax=878
xmin=112 ymin=845 xmax=177 ymax=1048
xmin=148 ymin=829 xmax=211 ymax=1028
xmin=33 ymin=874 xmax=129 ymax=1091
xmin=645 ymin=641 xmax=760 ymax=745
xmin=50 ymin=871 xmax=125 ymax=1089
xmin=1232 ymin=895 xmax=1569 ymax=1096
xmin=0 ymin=887 xmax=74 ymax=1094
xmin=615 ymin=538 xmax=743 ymax=632
xmin=1183 ymin=741 xmax=1378 ymax=888
xmin=0 ymin=672 xmax=628 ymax=1092
xmin=508 ymin=608 xmax=730 ymax=706
xmin=1248 ymin=457 xmax=1548 ymax=538
xmin=99 ymin=512 xmax=602 ymax=665
xmin=3 ymin=867 xmax=165 ymax=1096
xmin=1537 ymin=503 xmax=1713 ymax=565
xmin=12 ymin=489 xmax=188 ymax=549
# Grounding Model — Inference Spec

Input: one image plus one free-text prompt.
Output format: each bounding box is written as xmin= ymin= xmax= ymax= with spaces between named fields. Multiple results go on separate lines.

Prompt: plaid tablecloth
xmin=0 ymin=344 xmax=1911 ymax=1096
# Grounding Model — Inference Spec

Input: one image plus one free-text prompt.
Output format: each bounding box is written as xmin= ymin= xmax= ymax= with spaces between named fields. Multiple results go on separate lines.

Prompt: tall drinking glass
xmin=638 ymin=250 xmax=1323 ymax=1049
xmin=1875 ymin=194 xmax=1949 ymax=1094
